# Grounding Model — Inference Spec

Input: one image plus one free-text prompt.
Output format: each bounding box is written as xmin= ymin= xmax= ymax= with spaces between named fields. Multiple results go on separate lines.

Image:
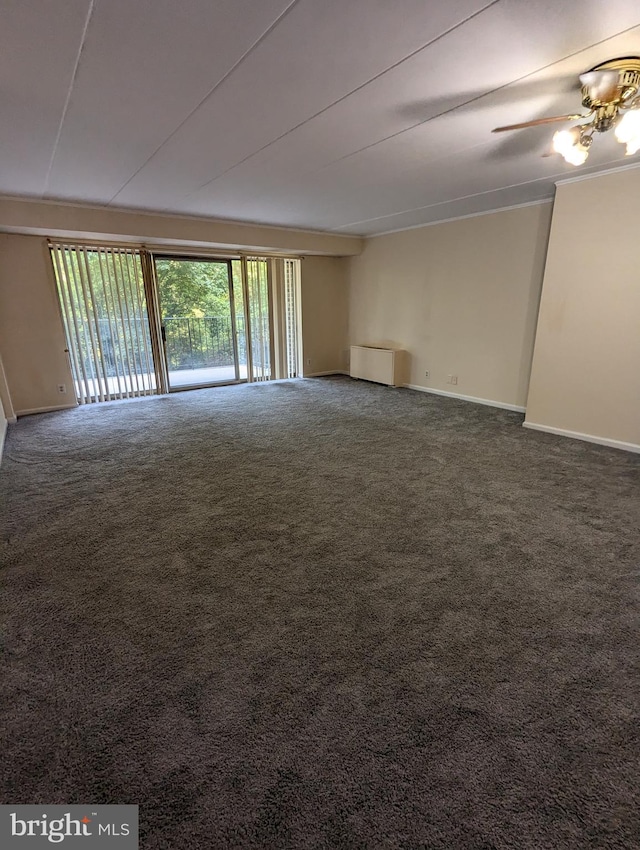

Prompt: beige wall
xmin=0 ymin=197 xmax=362 ymax=257
xmin=300 ymin=257 xmax=350 ymax=376
xmin=0 ymin=199 xmax=360 ymax=415
xmin=0 ymin=234 xmax=75 ymax=415
xmin=0 ymin=235 xmax=351 ymax=415
xmin=525 ymin=168 xmax=640 ymax=449
xmin=349 ymin=202 xmax=553 ymax=408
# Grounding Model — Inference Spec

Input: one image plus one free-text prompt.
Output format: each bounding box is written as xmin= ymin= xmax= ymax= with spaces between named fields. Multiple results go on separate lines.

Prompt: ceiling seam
xmin=38 ymin=5 xmax=640 ymax=230
xmin=106 ymin=0 xmax=302 ymax=206
xmin=177 ymin=16 xmax=640 ymax=214
xmin=42 ymin=0 xmax=95 ymax=198
xmin=185 ymin=18 xmax=640 ymax=214
xmin=189 ymin=135 xmax=498 ymax=228
xmin=182 ymin=0 xmax=501 ymax=199
xmin=306 ymin=21 xmax=640 ymax=175
xmin=331 ymin=155 xmax=632 ymax=231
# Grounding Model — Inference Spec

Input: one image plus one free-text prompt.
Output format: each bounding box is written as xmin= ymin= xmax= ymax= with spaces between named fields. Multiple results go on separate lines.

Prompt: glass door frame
xmin=152 ymin=253 xmax=244 ymax=392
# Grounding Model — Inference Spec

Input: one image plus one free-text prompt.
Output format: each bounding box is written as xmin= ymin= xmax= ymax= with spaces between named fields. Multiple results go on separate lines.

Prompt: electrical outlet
xmin=306 ymin=358 xmax=312 ymax=366
xmin=57 ymin=384 xmax=66 ymax=394
xmin=425 ymin=370 xmax=430 ymax=378
xmin=451 ymin=375 xmax=458 ymax=386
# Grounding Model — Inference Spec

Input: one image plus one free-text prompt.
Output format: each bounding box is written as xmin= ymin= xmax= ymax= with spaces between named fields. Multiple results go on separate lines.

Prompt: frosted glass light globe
xmin=615 ymin=110 xmax=640 ymax=156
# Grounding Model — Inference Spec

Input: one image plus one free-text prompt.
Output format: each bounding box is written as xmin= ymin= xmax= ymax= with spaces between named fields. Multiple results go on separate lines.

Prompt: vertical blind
xmin=243 ymin=257 xmax=271 ymax=381
xmin=284 ymin=259 xmax=301 ymax=379
xmin=52 ymin=245 xmax=301 ymax=401
xmin=50 ymin=243 xmax=157 ymax=403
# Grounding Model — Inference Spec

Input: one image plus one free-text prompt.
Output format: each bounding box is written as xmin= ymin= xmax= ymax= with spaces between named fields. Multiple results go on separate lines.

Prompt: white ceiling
xmin=2 ymin=0 xmax=640 ymax=236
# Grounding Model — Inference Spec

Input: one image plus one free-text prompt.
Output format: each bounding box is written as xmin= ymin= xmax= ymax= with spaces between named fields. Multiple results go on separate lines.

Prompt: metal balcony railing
xmin=77 ymin=315 xmax=268 ymax=379
xmin=163 ymin=315 xmax=246 ymax=371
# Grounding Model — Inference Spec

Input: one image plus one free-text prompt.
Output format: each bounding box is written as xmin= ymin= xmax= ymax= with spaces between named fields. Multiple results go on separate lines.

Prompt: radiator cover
xmin=350 ymin=345 xmax=403 ymax=387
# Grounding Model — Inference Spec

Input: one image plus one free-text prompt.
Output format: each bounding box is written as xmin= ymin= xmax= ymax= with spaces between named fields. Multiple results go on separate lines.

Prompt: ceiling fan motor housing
xmin=580 ymin=58 xmax=640 ymax=110
xmin=591 ymin=103 xmax=619 ymax=133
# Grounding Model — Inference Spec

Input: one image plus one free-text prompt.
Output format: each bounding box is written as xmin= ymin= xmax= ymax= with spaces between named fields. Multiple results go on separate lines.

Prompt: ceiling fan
xmin=492 ymin=57 xmax=640 ymax=166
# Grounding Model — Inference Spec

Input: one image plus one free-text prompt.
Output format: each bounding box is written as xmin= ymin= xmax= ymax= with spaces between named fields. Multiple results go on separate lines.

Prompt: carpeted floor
xmin=1 ymin=376 xmax=639 ymax=849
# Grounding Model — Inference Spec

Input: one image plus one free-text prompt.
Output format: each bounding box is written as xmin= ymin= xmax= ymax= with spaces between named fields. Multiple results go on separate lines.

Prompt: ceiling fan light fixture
xmin=552 ymin=127 xmax=580 ymax=155
xmin=614 ymin=108 xmax=640 ymax=155
xmin=563 ymin=144 xmax=589 ymax=166
xmin=493 ymin=57 xmax=640 ymax=167
xmin=552 ymin=127 xmax=590 ymax=165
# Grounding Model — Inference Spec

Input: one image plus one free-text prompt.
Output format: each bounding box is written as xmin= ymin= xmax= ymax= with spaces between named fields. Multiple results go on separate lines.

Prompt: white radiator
xmin=350 ymin=345 xmax=403 ymax=387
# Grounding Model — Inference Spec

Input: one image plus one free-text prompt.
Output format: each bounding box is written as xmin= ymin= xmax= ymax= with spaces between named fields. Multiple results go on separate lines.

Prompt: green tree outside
xmin=155 ymin=259 xmax=232 ymax=318
xmin=53 ymin=249 xmax=251 ymax=380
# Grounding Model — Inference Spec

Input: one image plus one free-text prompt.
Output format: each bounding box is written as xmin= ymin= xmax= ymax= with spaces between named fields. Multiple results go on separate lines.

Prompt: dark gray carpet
xmin=1 ymin=376 xmax=639 ymax=849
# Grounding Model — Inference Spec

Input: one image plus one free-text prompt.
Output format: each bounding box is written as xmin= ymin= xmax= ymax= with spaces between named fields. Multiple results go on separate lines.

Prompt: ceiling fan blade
xmin=579 ymin=69 xmax=620 ymax=103
xmin=492 ymin=113 xmax=589 ymax=132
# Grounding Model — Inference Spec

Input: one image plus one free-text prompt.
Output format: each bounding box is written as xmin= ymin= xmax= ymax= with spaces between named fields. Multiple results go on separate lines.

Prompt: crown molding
xmin=554 ymin=159 xmax=640 ymax=187
xmin=367 ymin=198 xmax=553 ymax=239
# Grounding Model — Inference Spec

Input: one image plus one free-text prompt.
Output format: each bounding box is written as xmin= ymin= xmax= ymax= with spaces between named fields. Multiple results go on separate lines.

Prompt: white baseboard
xmin=523 ymin=421 xmax=640 ymax=454
xmin=404 ymin=384 xmax=526 ymax=413
xmin=16 ymin=403 xmax=78 ymax=417
xmin=306 ymin=370 xmax=349 ymax=378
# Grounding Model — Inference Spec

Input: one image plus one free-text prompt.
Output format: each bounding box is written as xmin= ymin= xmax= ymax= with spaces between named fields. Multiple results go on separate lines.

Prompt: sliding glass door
xmin=51 ymin=244 xmax=158 ymax=403
xmin=154 ymin=257 xmax=247 ymax=390
xmin=52 ymin=244 xmax=301 ymax=403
